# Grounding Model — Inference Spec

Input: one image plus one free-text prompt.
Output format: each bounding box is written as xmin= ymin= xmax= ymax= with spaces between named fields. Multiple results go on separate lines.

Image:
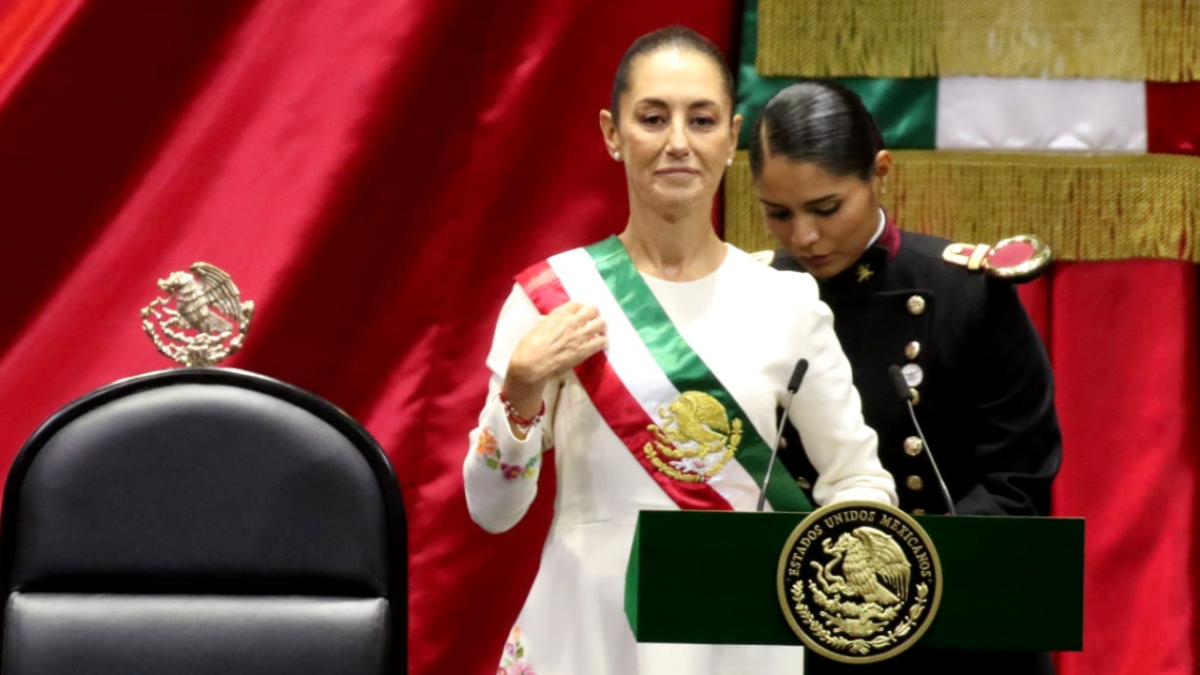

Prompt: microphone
xmin=757 ymin=358 xmax=809 ymax=512
xmin=888 ymin=365 xmax=957 ymax=516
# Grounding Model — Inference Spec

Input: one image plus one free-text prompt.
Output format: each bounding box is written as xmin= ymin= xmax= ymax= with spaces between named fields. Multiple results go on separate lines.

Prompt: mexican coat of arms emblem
xmin=141 ymin=262 xmax=254 ymax=367
xmin=777 ymin=501 xmax=943 ymax=663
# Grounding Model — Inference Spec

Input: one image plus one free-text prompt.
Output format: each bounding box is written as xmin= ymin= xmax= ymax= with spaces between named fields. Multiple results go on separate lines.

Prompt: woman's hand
xmin=503 ymin=302 xmax=608 ymax=417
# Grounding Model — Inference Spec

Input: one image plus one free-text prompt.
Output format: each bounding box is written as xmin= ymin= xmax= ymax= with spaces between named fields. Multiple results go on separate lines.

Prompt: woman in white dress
xmin=463 ymin=26 xmax=897 ymax=675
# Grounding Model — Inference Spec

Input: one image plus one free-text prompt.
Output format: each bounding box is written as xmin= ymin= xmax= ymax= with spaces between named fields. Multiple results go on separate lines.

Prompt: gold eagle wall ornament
xmin=141 ymin=262 xmax=255 ymax=367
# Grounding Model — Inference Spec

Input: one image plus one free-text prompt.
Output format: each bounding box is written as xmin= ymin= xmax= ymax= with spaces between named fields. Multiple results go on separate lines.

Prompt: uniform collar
xmin=822 ymin=211 xmax=901 ymax=293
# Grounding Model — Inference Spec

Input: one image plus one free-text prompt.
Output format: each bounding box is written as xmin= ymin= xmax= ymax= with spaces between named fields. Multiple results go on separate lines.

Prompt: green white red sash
xmin=515 ymin=236 xmax=813 ymax=512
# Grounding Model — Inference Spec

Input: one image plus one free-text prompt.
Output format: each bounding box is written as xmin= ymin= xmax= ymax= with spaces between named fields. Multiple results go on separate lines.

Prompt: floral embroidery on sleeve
xmin=476 ymin=428 xmax=540 ymax=480
xmin=497 ymin=626 xmax=535 ymax=675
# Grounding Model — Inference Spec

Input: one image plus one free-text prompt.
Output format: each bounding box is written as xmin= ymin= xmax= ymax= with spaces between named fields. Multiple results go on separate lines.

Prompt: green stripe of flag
xmin=735 ymin=0 xmax=939 ymax=151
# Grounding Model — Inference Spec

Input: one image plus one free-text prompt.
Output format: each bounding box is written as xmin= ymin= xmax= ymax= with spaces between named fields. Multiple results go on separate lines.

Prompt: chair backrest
xmin=0 ymin=368 xmax=406 ymax=675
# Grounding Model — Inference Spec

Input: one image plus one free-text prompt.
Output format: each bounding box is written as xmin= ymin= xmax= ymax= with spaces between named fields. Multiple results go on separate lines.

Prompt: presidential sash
xmin=515 ymin=236 xmax=813 ymax=512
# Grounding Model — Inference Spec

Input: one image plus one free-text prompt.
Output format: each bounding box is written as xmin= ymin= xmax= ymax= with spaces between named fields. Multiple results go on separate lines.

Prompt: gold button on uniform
xmin=912 ymin=508 xmax=926 ymax=515
xmin=906 ymin=295 xmax=926 ymax=315
xmin=905 ymin=341 xmax=921 ymax=360
xmin=904 ymin=436 xmax=924 ymax=456
xmin=778 ymin=435 xmax=788 ymax=449
xmin=909 ymin=388 xmax=920 ymax=406
xmin=906 ymin=475 xmax=925 ymax=491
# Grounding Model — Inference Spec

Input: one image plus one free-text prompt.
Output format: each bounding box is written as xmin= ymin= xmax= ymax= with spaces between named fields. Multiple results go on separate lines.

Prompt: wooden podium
xmin=625 ymin=510 xmax=1083 ymax=652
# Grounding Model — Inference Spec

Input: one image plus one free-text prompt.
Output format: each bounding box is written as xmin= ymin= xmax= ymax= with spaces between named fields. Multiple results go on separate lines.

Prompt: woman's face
xmin=601 ymin=48 xmax=740 ymax=215
xmin=755 ymin=150 xmax=891 ymax=279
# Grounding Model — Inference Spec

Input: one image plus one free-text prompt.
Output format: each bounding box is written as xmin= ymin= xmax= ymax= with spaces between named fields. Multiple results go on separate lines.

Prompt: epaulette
xmin=750 ymin=249 xmax=776 ymax=265
xmin=942 ymin=235 xmax=1052 ymax=283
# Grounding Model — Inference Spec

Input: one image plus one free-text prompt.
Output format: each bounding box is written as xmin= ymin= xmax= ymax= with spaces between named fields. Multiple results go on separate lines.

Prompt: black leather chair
xmin=0 ymin=368 xmax=406 ymax=675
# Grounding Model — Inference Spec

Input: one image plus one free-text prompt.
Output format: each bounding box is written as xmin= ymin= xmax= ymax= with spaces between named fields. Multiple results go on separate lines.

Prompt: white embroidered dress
xmin=464 ymin=243 xmax=896 ymax=675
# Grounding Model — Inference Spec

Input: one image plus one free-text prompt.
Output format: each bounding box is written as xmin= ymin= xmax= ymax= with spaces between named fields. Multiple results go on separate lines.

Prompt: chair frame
xmin=0 ymin=367 xmax=408 ymax=672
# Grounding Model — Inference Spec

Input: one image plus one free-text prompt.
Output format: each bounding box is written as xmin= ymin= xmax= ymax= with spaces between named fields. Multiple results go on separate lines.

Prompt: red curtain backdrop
xmin=1048 ymin=262 xmax=1200 ymax=675
xmin=0 ymin=2 xmax=1197 ymax=675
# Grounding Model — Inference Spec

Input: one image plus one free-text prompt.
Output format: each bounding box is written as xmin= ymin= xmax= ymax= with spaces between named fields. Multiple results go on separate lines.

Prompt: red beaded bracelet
xmin=499 ymin=390 xmax=545 ymax=432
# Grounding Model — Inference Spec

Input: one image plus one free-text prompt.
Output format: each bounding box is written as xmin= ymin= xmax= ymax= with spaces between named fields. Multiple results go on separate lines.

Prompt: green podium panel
xmin=626 ymin=510 xmax=1083 ymax=650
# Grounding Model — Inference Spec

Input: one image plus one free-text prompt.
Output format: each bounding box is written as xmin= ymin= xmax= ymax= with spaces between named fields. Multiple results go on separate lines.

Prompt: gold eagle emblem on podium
xmin=778 ymin=502 xmax=942 ymax=663
xmin=813 ymin=528 xmax=911 ymax=609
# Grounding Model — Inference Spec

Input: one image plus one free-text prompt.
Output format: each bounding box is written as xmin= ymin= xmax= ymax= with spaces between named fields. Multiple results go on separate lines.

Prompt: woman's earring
xmin=726 ymin=157 xmax=733 ymax=166
xmin=612 ymin=151 xmax=621 ymax=161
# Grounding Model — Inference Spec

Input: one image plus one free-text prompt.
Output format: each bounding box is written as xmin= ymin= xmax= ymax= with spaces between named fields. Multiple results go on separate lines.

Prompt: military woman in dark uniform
xmin=750 ymin=80 xmax=1062 ymax=674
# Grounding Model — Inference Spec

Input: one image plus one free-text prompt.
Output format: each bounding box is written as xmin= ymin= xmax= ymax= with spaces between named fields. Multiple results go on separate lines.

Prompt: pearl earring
xmin=612 ymin=151 xmax=621 ymax=160
xmin=726 ymin=157 xmax=733 ymax=166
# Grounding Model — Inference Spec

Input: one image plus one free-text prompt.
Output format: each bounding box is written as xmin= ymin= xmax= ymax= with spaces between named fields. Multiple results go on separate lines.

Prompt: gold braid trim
xmin=757 ymin=0 xmax=1200 ymax=82
xmin=724 ymin=150 xmax=1200 ymax=263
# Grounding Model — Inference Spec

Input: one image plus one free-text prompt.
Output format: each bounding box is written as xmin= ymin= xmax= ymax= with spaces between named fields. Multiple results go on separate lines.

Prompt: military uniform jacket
xmin=772 ymin=221 xmax=1062 ymax=517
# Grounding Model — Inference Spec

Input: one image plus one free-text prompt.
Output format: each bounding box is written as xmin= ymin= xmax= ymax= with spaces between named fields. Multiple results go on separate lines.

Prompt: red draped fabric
xmin=1050 ymin=262 xmax=1200 ymax=675
xmin=1012 ymin=261 xmax=1199 ymax=675
xmin=0 ymin=2 xmax=1197 ymax=675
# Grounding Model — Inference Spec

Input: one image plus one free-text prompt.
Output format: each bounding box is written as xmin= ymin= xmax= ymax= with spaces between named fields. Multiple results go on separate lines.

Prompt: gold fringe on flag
xmin=724 ymin=150 xmax=1200 ymax=262
xmin=757 ymin=0 xmax=1200 ymax=83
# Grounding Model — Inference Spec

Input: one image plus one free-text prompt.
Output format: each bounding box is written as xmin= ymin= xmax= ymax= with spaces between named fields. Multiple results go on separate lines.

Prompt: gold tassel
xmin=723 ymin=154 xmax=778 ymax=255
xmin=1144 ymin=0 xmax=1200 ymax=82
xmin=757 ymin=0 xmax=1200 ymax=82
xmin=725 ymin=150 xmax=1200 ymax=262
